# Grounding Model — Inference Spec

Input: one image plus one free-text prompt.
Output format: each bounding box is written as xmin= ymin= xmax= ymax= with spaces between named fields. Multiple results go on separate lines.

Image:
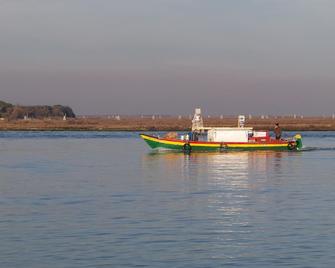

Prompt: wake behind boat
xmin=140 ymin=109 xmax=302 ymax=153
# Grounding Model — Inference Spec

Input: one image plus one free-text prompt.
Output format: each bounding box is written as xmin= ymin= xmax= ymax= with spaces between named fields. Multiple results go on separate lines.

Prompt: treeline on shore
xmin=0 ymin=100 xmax=75 ymax=120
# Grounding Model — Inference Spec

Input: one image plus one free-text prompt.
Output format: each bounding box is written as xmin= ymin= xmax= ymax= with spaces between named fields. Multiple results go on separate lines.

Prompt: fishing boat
xmin=140 ymin=109 xmax=302 ymax=152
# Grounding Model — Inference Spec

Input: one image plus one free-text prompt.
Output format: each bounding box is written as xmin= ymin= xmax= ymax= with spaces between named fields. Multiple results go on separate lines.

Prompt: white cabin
xmin=207 ymin=127 xmax=252 ymax=142
xmin=190 ymin=110 xmax=270 ymax=143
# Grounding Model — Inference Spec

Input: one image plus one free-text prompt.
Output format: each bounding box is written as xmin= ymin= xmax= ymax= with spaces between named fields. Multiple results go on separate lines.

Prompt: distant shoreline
xmin=1 ymin=116 xmax=335 ymax=131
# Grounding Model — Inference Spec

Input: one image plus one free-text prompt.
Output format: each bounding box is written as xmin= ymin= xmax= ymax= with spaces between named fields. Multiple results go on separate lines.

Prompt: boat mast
xmin=192 ymin=108 xmax=204 ymax=132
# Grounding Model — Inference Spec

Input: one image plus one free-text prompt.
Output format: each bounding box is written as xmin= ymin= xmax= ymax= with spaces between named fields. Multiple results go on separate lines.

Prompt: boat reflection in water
xmin=141 ymin=150 xmax=301 ymax=220
xmin=141 ymin=150 xmax=295 ymax=187
xmin=141 ymin=150 xmax=303 ymax=260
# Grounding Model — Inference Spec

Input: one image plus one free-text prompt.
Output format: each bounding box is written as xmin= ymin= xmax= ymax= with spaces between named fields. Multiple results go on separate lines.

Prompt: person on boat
xmin=274 ymin=123 xmax=282 ymax=140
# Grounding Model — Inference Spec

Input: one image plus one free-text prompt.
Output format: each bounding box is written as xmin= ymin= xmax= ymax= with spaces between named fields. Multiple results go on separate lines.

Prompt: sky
xmin=0 ymin=0 xmax=335 ymax=115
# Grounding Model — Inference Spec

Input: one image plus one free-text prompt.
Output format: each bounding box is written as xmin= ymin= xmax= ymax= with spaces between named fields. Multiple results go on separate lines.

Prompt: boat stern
xmin=294 ymin=134 xmax=303 ymax=150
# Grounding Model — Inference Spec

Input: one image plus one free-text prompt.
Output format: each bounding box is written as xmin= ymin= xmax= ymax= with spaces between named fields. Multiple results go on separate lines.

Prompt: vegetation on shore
xmin=1 ymin=116 xmax=335 ymax=131
xmin=0 ymin=100 xmax=75 ymax=120
xmin=2 ymin=99 xmax=335 ymax=131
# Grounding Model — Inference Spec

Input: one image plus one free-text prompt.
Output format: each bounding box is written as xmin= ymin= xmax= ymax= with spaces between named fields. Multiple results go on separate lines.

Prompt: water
xmin=1 ymin=131 xmax=335 ymax=267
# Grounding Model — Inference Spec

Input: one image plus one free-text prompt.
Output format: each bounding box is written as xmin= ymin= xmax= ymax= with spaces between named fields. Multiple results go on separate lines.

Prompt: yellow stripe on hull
xmin=226 ymin=143 xmax=288 ymax=148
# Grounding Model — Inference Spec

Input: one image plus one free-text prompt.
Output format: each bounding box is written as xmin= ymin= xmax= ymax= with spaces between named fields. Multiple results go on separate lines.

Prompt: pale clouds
xmin=0 ymin=0 xmax=334 ymax=114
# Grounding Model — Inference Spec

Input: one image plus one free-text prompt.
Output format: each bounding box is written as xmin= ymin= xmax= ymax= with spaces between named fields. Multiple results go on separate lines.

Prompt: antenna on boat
xmin=192 ymin=108 xmax=204 ymax=131
xmin=238 ymin=115 xmax=245 ymax=128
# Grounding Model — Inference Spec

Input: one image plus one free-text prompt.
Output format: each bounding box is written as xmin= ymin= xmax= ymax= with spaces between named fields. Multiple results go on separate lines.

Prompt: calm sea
xmin=1 ymin=131 xmax=335 ymax=268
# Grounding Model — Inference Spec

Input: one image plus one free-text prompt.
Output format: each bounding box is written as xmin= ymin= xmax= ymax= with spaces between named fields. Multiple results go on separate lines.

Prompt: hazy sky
xmin=1 ymin=0 xmax=335 ymax=115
